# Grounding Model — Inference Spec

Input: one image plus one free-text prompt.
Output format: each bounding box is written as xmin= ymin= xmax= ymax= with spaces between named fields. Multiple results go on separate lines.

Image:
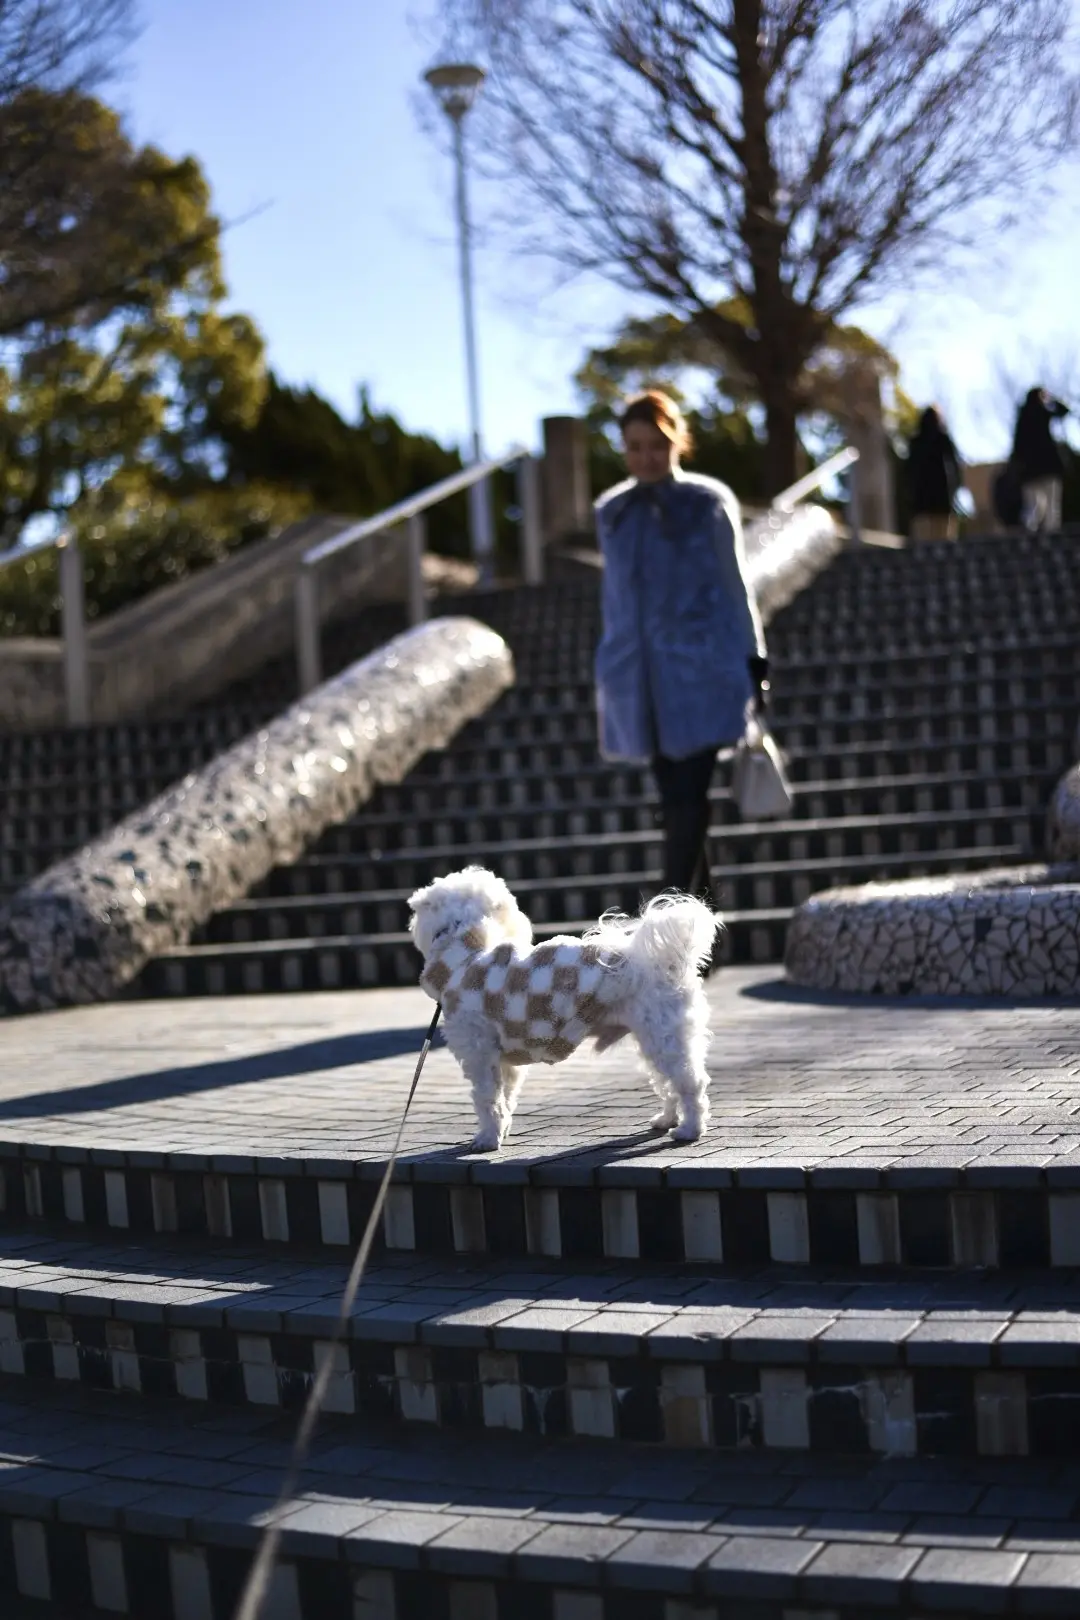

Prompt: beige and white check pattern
xmin=420 ymin=934 xmax=617 ymax=1066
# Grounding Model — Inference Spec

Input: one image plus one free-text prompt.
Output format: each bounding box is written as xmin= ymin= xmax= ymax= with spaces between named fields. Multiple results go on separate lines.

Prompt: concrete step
xmin=211 ymin=847 xmax=1026 ymax=946
xmin=1 ymin=1377 xmax=1079 ymax=1617
xmin=2 ymin=1232 xmax=1080 ymax=1461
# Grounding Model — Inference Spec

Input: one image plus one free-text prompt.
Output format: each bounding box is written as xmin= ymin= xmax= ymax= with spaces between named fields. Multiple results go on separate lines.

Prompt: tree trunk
xmin=761 ymin=389 xmax=800 ymax=498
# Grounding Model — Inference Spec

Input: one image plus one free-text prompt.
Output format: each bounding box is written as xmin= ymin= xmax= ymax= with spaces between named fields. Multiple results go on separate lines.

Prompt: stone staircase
xmin=4 ymin=533 xmax=1078 ymax=996
xmin=2 ymin=531 xmax=1080 ymax=1614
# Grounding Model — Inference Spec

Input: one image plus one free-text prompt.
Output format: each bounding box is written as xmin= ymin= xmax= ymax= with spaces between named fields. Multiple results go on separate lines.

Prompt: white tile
xmin=62 ymin=1167 xmax=85 ymax=1224
xmin=111 ymin=1351 xmax=142 ymax=1394
xmin=151 ymin=1174 xmax=178 ymax=1233
xmin=856 ymin=1194 xmax=902 ymax=1265
xmin=105 ymin=1170 xmax=129 ymax=1229
xmin=524 ymin=1188 xmax=561 ymax=1256
xmin=238 ymin=1335 xmax=279 ymax=1406
xmin=660 ymin=1363 xmax=712 ymax=1447
xmin=169 ymin=1545 xmax=212 ymax=1620
xmin=88 ymin=1531 xmax=128 ymax=1612
xmin=12 ymin=1518 xmax=50 ymax=1599
xmin=681 ymin=1191 xmax=723 ymax=1262
xmin=568 ymin=1358 xmax=615 ymax=1438
xmin=950 ymin=1192 xmax=998 ymax=1268
xmin=449 ymin=1580 xmax=498 ymax=1620
xmin=479 ymin=1351 xmax=523 ymax=1431
xmin=22 ymin=1165 xmax=43 ymax=1219
xmin=760 ymin=1368 xmax=809 ymax=1449
xmin=259 ymin=1179 xmax=290 ymax=1242
xmin=383 ymin=1186 xmax=415 ymax=1250
xmin=314 ymin=1340 xmax=355 ymax=1415
xmin=318 ymin=1181 xmax=350 ymax=1246
xmin=203 ymin=1174 xmax=232 ymax=1238
xmin=862 ymin=1372 xmax=917 ymax=1455
xmin=52 ymin=1342 xmax=80 ymax=1381
xmin=665 ymin=1606 xmax=719 ymax=1620
xmin=767 ymin=1192 xmax=810 ymax=1264
xmin=450 ymin=1187 xmax=487 ymax=1253
xmin=1050 ymin=1194 xmax=1080 ymax=1265
xmin=172 ymin=1327 xmax=208 ymax=1402
xmin=394 ymin=1346 xmax=438 ymax=1423
xmin=601 ymin=1190 xmax=639 ymax=1258
xmin=976 ymin=1371 xmax=1029 ymax=1456
xmin=353 ymin=1569 xmax=397 ymax=1619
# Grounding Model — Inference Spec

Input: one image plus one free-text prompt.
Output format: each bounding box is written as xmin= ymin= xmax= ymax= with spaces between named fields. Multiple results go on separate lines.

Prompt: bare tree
xmin=0 ymin=0 xmax=134 ymax=100
xmin=431 ymin=0 xmax=1080 ymax=493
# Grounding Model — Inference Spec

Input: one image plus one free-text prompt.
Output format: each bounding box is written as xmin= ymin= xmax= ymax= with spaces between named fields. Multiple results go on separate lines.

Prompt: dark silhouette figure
xmin=1011 ymin=387 xmax=1069 ymax=534
xmin=906 ymin=406 xmax=962 ymax=542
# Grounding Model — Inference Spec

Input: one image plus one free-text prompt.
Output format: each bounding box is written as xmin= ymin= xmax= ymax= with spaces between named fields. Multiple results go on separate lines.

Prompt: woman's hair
xmin=619 ymin=389 xmax=694 ymax=458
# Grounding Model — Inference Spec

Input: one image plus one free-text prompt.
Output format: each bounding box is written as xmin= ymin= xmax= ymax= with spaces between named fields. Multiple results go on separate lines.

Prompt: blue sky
xmin=119 ymin=0 xmax=1080 ymax=467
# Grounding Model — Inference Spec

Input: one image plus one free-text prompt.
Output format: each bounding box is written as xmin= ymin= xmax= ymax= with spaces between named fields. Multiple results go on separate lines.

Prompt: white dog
xmin=408 ymin=866 xmax=719 ymax=1151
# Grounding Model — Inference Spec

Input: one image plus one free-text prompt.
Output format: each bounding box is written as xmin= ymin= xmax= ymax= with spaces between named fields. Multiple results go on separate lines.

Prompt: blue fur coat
xmin=594 ymin=469 xmax=765 ymax=763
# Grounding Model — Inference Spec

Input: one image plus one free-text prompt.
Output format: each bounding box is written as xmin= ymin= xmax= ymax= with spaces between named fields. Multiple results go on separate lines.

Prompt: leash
xmin=234 ymin=1002 xmax=443 ymax=1620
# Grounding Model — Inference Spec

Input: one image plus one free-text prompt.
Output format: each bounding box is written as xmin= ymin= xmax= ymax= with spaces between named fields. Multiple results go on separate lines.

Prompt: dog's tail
xmin=587 ymin=893 xmax=721 ymax=988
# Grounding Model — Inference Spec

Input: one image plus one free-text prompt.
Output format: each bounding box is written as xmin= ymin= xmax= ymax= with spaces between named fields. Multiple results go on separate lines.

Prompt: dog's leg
xmin=460 ymin=1048 xmax=506 ymax=1152
xmin=644 ymin=1066 xmax=679 ymax=1132
xmin=632 ymin=998 xmax=711 ymax=1143
xmin=496 ymin=1062 xmax=527 ymax=1141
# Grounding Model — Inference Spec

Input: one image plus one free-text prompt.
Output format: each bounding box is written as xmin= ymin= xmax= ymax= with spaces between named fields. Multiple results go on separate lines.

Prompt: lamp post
xmin=424 ymin=61 xmax=495 ymax=583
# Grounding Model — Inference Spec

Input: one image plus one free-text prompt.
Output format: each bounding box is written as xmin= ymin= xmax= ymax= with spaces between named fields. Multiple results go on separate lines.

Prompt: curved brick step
xmin=1 ymin=1379 xmax=1079 ymax=1618
xmin=2 ymin=1233 xmax=1080 ymax=1461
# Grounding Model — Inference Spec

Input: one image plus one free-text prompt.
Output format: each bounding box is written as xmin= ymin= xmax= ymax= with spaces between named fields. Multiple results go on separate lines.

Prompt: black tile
xmin=351 ymin=1340 xmax=395 ymax=1380
xmin=48 ymin=1521 xmax=91 ymax=1609
xmin=279 ymin=1367 xmax=310 ymax=1411
xmin=1027 ymin=1372 xmax=1080 ymax=1458
xmin=495 ymin=1579 xmax=550 ymax=1620
xmin=271 ymin=1335 xmax=314 ymax=1375
xmin=0 ymin=1517 xmax=14 ymax=1593
xmin=229 ymin=1176 xmax=263 ymax=1242
xmin=998 ymin=1191 xmax=1049 ymax=1268
xmin=77 ymin=1343 xmax=112 ymax=1390
xmin=73 ymin=1316 xmax=108 ymax=1351
xmin=707 ymin=1362 xmax=761 ymax=1448
xmin=139 ymin=1355 xmax=177 ymax=1399
xmin=207 ymin=1543 xmax=250 ymax=1619
xmin=899 ymin=1192 xmax=950 ymax=1266
xmin=286 ymin=1177 xmax=323 ymax=1246
xmin=22 ymin=1337 xmax=53 ymax=1380
xmin=439 ymin=1377 xmax=483 ymax=1429
xmin=348 ymin=1182 xmax=380 ymax=1253
xmin=38 ymin=1163 xmax=65 ymax=1222
xmin=808 ymin=1192 xmax=860 ymax=1265
xmin=205 ymin=1358 xmax=247 ymax=1405
xmin=617 ymin=1378 xmax=663 ymax=1443
xmin=296 ymin=1555 xmax=351 ymax=1617
xmin=809 ymin=1370 xmax=870 ymax=1454
xmin=413 ymin=1184 xmax=454 ymax=1254
xmin=482 ymin=1187 xmax=527 ymax=1257
xmin=431 ymin=1346 xmax=479 ymax=1385
xmin=637 ymin=1189 xmax=682 ymax=1263
xmin=82 ymin=1168 xmax=108 ymax=1229
xmin=175 ymin=1172 xmax=207 ymax=1236
xmin=3 ymin=1160 xmax=27 ymax=1219
xmin=719 ymin=1190 xmax=770 ymax=1265
xmin=519 ymin=1351 xmax=566 ymax=1388
xmin=913 ymin=1367 xmax=977 ymax=1456
xmin=398 ymin=1570 xmax=448 ymax=1620
xmin=124 ymin=1531 xmax=170 ymax=1614
xmin=133 ymin=1324 xmax=172 ymax=1361
xmin=125 ymin=1170 xmax=154 ymax=1234
xmin=559 ymin=1188 xmax=604 ymax=1261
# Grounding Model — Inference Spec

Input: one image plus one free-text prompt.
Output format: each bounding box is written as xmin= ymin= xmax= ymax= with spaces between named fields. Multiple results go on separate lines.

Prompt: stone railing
xmin=0 ymin=619 xmax=513 ymax=1014
xmin=0 ymin=514 xmax=407 ymax=732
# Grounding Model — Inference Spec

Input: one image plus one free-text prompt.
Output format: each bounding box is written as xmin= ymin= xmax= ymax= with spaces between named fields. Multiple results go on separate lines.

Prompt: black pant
xmin=652 ymin=749 xmax=716 ymax=900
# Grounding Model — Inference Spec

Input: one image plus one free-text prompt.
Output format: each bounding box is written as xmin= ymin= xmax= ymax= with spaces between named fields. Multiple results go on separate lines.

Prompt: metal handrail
xmin=295 ymin=444 xmax=543 ymax=693
xmin=771 ymin=445 xmax=859 ymax=513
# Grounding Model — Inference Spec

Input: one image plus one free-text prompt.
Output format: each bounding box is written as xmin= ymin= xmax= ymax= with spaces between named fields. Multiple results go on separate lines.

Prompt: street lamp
xmin=424 ymin=61 xmax=495 ymax=582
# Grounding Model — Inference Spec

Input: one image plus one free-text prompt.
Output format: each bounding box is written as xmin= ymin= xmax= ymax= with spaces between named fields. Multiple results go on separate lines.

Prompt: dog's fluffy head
xmin=408 ymin=866 xmax=534 ymax=959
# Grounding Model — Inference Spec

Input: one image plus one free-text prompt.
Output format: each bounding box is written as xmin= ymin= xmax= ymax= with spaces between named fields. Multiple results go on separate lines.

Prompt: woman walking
xmin=906 ymin=405 xmax=962 ymax=542
xmin=594 ymin=390 xmax=767 ymax=909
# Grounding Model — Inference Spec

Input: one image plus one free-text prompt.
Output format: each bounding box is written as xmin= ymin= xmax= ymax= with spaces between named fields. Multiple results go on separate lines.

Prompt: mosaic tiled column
xmin=0 ymin=619 xmax=513 ymax=1013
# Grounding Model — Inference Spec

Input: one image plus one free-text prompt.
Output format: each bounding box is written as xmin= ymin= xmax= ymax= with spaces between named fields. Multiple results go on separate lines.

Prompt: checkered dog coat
xmin=420 ymin=934 xmax=622 ymax=1067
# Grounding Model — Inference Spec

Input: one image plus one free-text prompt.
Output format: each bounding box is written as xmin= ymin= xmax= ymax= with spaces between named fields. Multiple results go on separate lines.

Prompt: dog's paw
xmin=671 ymin=1119 xmax=706 ymax=1143
xmin=468 ymin=1127 xmax=502 ymax=1153
xmin=650 ymin=1107 xmax=679 ymax=1132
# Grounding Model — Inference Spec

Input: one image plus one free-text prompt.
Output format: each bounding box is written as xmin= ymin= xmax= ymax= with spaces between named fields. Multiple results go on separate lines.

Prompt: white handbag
xmin=731 ymin=717 xmax=793 ymax=821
